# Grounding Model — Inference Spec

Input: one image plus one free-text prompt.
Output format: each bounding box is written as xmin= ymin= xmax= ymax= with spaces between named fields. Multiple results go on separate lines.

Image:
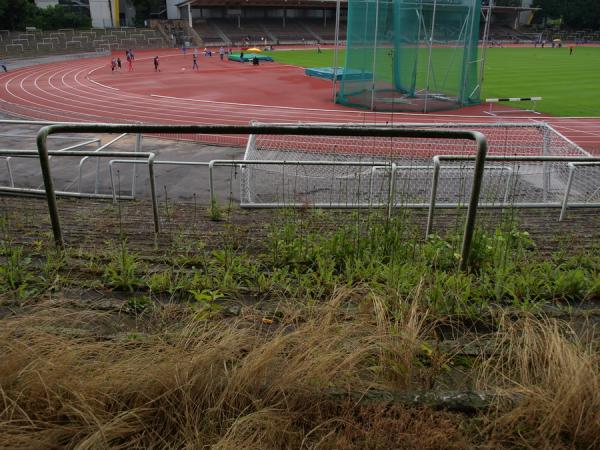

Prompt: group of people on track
xmin=110 ymin=44 xmax=277 ymax=74
xmin=112 ymin=46 xmax=232 ymax=73
xmin=111 ymin=49 xmax=135 ymax=72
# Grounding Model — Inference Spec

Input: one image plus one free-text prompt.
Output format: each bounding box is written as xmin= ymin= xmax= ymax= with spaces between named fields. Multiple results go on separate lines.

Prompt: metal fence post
xmin=387 ymin=163 xmax=397 ymax=219
xmin=503 ymin=167 xmax=513 ymax=205
xmin=542 ymin=126 xmax=550 ymax=203
xmin=132 ymin=132 xmax=142 ymax=198
xmin=559 ymin=163 xmax=575 ymax=221
xmin=94 ymin=141 xmax=101 ymax=194
xmin=459 ymin=132 xmax=488 ymax=271
xmin=148 ymin=153 xmax=160 ymax=233
xmin=109 ymin=161 xmax=118 ymax=204
xmin=36 ymin=128 xmax=64 ymax=247
xmin=426 ymin=156 xmax=441 ymax=238
xmin=5 ymin=157 xmax=14 ymax=188
xmin=208 ymin=160 xmax=216 ymax=212
xmin=368 ymin=166 xmax=378 ymax=207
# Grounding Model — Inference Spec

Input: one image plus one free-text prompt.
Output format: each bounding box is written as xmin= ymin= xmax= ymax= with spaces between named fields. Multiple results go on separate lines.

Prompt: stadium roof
xmin=176 ymin=0 xmax=345 ymax=7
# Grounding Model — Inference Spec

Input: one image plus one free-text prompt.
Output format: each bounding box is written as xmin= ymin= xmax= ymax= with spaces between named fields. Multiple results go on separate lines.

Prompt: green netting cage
xmin=337 ymin=0 xmax=482 ymax=112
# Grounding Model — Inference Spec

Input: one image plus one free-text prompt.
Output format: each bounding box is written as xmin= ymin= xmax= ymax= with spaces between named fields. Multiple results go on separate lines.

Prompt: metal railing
xmin=560 ymin=161 xmax=600 ymax=221
xmin=209 ymin=159 xmax=395 ymax=212
xmin=109 ymin=159 xmax=210 ymax=203
xmin=0 ymin=120 xmax=141 ymax=198
xmin=0 ymin=120 xmax=596 ymax=269
xmin=426 ymin=155 xmax=600 ymax=239
xmin=77 ymin=133 xmax=136 ymax=195
xmin=0 ymin=137 xmax=101 ymax=185
xmin=35 ymin=123 xmax=488 ymax=270
xmin=0 ymin=148 xmax=158 ymax=233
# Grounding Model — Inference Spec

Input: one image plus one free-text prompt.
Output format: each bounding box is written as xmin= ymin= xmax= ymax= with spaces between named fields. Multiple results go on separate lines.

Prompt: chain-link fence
xmin=242 ymin=122 xmax=591 ymax=209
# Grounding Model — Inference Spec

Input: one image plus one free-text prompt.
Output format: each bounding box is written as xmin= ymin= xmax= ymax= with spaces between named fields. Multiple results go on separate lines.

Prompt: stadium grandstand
xmin=160 ymin=0 xmax=347 ymax=46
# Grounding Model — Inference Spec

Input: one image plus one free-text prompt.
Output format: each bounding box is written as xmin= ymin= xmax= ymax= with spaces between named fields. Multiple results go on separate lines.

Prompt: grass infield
xmin=265 ymin=47 xmax=600 ymax=117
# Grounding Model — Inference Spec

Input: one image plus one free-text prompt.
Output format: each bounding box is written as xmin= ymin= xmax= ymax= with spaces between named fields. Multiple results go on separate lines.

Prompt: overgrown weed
xmin=0 ymin=209 xmax=599 ymax=448
xmin=477 ymin=315 xmax=600 ymax=449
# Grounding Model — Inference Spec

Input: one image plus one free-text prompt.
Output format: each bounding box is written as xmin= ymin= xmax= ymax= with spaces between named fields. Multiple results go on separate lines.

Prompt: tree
xmin=132 ymin=0 xmax=165 ymax=26
xmin=532 ymin=0 xmax=600 ymax=29
xmin=0 ymin=0 xmax=91 ymax=31
xmin=33 ymin=5 xmax=91 ymax=30
xmin=0 ymin=0 xmax=37 ymax=30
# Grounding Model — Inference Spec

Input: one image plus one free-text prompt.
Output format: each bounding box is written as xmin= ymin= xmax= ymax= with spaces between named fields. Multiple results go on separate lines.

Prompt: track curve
xmin=1 ymin=49 xmax=600 ymax=153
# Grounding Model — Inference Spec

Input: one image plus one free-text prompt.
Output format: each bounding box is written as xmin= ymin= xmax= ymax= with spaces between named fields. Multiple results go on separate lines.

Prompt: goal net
xmin=241 ymin=122 xmax=592 ymax=209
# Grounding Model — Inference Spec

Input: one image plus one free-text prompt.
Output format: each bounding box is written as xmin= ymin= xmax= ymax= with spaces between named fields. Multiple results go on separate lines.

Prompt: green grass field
xmin=264 ymin=47 xmax=600 ymax=117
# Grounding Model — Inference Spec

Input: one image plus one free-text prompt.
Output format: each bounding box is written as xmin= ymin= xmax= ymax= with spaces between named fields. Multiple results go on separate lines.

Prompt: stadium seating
xmin=211 ymin=19 xmax=269 ymax=46
xmin=2 ymin=27 xmax=167 ymax=57
xmin=192 ymin=18 xmax=347 ymax=46
xmin=193 ymin=20 xmax=229 ymax=46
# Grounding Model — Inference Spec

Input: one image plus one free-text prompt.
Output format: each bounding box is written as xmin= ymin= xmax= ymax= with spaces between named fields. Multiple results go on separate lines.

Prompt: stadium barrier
xmin=2 ymin=120 xmax=599 ymax=268
xmin=33 ymin=123 xmax=489 ymax=270
xmin=560 ymin=162 xmax=600 ymax=220
xmin=0 ymin=148 xmax=159 ymax=234
xmin=485 ymin=97 xmax=543 ymax=115
xmin=427 ymin=155 xmax=600 ymax=237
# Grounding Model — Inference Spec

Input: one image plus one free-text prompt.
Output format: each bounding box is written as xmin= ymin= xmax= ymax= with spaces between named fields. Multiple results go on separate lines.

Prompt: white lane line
xmin=87 ymin=77 xmax=120 ymax=91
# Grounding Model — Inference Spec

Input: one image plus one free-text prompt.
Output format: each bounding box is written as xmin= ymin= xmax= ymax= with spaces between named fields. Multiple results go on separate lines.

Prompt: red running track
xmin=1 ymin=48 xmax=600 ymax=154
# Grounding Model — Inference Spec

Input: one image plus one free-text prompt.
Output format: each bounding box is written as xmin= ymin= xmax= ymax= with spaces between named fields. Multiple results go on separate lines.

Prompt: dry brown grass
xmin=478 ymin=315 xmax=600 ymax=449
xmin=0 ymin=289 xmax=470 ymax=449
xmin=1 ymin=289 xmax=599 ymax=449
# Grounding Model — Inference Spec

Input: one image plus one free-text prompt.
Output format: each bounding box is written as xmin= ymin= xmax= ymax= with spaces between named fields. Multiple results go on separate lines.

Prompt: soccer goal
xmin=241 ymin=122 xmax=591 ymax=209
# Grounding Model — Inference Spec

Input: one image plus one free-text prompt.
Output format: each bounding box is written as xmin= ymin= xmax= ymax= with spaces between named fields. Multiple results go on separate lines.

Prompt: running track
xmin=1 ymin=49 xmax=600 ymax=154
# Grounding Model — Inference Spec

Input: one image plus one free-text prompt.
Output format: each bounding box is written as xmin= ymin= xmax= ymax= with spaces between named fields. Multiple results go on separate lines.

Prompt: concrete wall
xmin=89 ymin=0 xmax=113 ymax=28
xmin=167 ymin=0 xmax=181 ymax=20
xmin=89 ymin=0 xmax=132 ymax=28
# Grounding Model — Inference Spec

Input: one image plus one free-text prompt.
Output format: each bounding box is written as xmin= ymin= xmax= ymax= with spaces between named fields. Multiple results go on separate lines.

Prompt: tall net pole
xmin=424 ymin=0 xmax=439 ymax=113
xmin=332 ymin=0 xmax=342 ymax=103
xmin=370 ymin=0 xmax=380 ymax=110
xmin=477 ymin=0 xmax=492 ymax=97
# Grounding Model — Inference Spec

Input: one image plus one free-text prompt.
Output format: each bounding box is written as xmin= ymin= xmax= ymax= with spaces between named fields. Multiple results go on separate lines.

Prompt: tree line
xmin=533 ymin=0 xmax=600 ymax=29
xmin=0 ymin=0 xmax=91 ymax=31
